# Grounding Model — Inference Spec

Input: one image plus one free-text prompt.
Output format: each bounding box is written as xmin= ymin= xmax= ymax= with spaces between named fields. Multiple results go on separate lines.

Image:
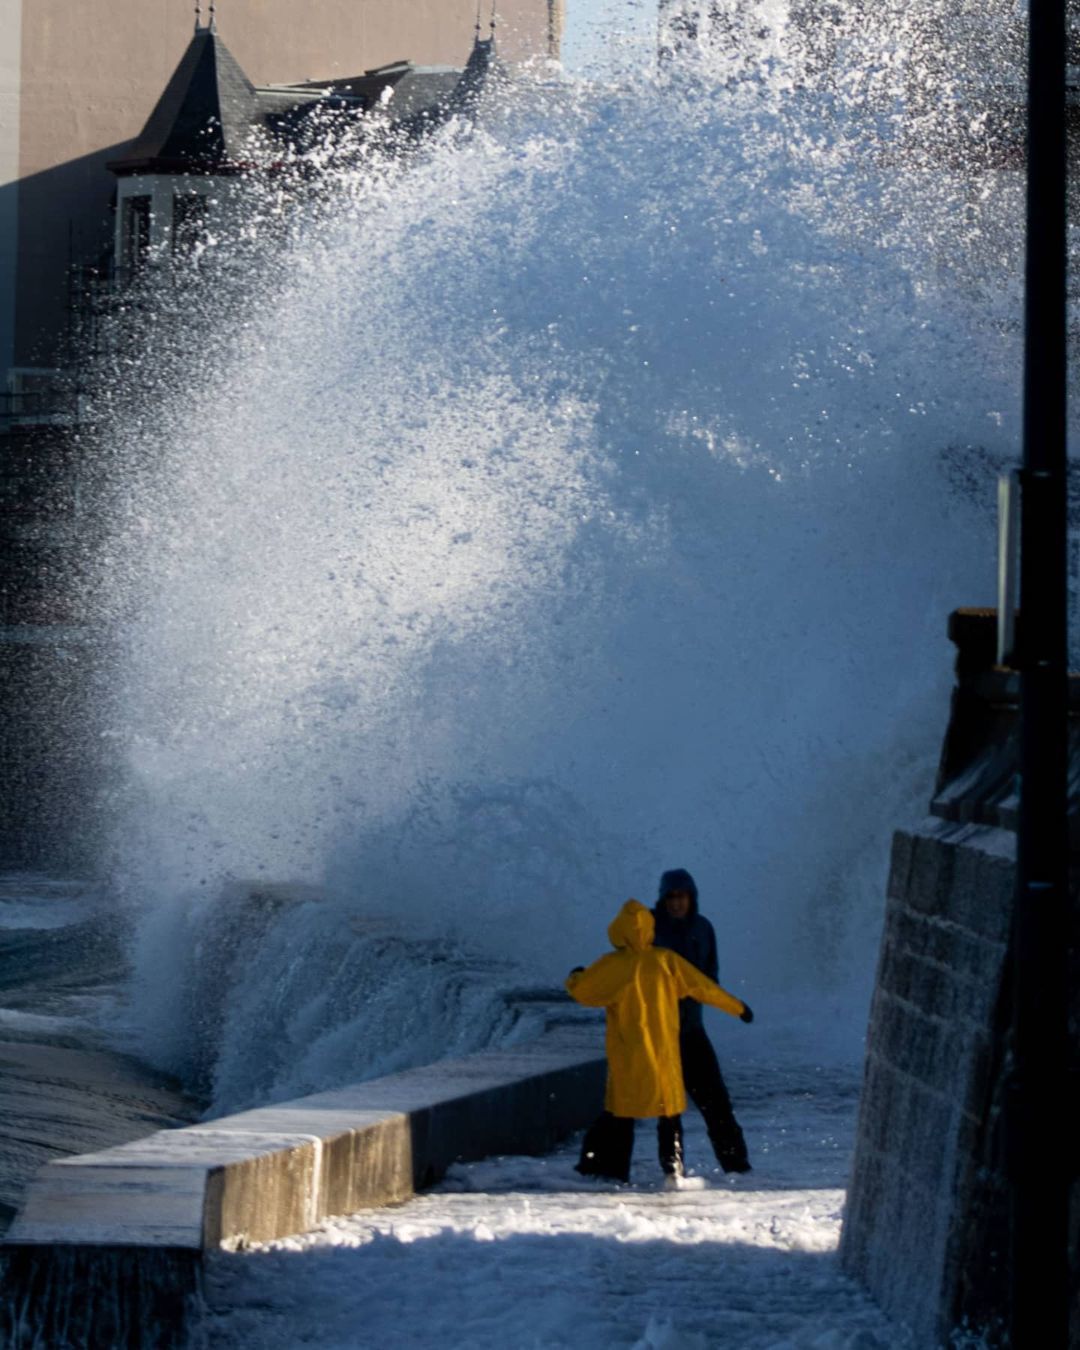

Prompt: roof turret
xmin=108 ymin=27 xmax=260 ymax=175
xmin=108 ymin=18 xmax=504 ymax=178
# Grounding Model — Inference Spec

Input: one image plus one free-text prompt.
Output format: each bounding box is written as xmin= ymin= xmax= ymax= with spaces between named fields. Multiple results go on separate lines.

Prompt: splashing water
xmin=90 ymin=14 xmax=1028 ymax=1112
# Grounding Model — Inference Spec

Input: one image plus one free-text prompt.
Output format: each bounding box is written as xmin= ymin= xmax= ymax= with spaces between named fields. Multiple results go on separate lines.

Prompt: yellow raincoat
xmin=566 ymin=899 xmax=747 ymax=1119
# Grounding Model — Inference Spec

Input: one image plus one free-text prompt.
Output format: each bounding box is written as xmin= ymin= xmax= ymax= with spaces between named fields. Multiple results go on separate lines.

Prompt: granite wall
xmin=839 ymin=818 xmax=1016 ymax=1345
xmin=840 ymin=611 xmax=1080 ymax=1347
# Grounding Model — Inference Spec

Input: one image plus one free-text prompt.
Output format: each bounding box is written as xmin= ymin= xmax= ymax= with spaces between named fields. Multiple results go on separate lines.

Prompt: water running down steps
xmin=0 ymin=876 xmax=196 ymax=1232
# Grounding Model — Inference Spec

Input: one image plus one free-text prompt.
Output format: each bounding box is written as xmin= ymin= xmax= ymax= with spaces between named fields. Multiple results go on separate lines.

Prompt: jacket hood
xmin=608 ymin=900 xmax=655 ymax=952
xmin=654 ymin=868 xmax=699 ymax=918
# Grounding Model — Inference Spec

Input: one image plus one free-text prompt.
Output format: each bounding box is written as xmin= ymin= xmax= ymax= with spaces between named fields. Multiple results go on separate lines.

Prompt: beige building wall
xmin=10 ymin=0 xmax=561 ymax=374
xmin=0 ymin=0 xmax=22 ymax=381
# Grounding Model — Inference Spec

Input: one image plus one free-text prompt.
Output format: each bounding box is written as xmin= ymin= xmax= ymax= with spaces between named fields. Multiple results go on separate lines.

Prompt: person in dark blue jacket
xmin=652 ymin=867 xmax=752 ymax=1173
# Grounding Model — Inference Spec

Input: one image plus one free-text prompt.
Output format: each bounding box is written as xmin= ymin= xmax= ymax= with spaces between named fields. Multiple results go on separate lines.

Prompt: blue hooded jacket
xmin=651 ymin=868 xmax=719 ymax=1033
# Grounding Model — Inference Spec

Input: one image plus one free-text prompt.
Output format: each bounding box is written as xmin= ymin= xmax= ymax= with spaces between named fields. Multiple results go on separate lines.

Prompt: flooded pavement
xmin=0 ymin=874 xmax=197 ymax=1228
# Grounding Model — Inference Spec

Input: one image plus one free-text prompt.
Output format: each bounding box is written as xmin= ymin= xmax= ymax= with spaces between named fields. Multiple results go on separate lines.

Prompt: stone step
xmin=0 ymin=1025 xmax=605 ymax=1348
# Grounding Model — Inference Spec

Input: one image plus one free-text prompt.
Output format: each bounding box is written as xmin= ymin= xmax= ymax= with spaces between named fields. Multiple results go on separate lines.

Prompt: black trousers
xmin=672 ymin=1025 xmax=750 ymax=1172
xmin=576 ymin=1111 xmax=684 ymax=1182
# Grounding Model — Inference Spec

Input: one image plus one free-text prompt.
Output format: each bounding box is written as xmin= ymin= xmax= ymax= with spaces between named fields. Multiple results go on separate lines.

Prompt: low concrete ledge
xmin=0 ymin=1026 xmax=605 ymax=1347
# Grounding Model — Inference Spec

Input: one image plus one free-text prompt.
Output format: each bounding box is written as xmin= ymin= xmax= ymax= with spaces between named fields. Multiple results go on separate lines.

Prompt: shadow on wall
xmin=8 ymin=142 xmax=130 ymax=372
xmin=0 ymin=143 xmax=130 ymax=869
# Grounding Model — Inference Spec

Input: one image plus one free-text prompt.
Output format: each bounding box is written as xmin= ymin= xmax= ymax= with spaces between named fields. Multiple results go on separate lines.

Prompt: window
xmin=172 ymin=193 xmax=209 ymax=257
xmin=122 ymin=194 xmax=152 ymax=274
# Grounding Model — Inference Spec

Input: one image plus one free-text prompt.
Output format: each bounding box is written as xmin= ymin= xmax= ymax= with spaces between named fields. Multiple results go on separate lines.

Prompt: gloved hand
xmin=739 ymin=1003 xmax=754 ymax=1024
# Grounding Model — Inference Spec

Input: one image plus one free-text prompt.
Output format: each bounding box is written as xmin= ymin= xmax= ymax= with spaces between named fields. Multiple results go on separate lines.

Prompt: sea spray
xmin=88 ymin=24 xmax=1026 ymax=1112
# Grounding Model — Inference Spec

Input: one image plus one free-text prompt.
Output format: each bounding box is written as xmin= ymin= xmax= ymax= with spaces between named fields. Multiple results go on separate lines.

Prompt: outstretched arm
xmin=566 ymin=953 xmax=631 ymax=1007
xmin=671 ymin=951 xmax=748 ymax=1019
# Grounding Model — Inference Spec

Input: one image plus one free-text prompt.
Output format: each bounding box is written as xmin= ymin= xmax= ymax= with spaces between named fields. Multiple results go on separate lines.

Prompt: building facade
xmin=0 ymin=0 xmax=562 ymax=866
xmin=0 ymin=0 xmax=563 ymax=399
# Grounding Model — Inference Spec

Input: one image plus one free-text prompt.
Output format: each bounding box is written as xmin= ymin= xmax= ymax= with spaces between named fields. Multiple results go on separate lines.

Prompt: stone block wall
xmin=842 ymin=608 xmax=1080 ymax=1346
xmin=839 ymin=818 xmax=1018 ymax=1346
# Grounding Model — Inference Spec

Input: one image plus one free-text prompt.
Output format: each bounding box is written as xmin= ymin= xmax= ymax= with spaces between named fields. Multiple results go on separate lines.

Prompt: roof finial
xmin=208 ymin=0 xmax=217 ymax=32
xmin=194 ymin=1 xmax=202 ymax=32
xmin=489 ymin=0 xmax=496 ymax=35
xmin=475 ymin=0 xmax=482 ymax=38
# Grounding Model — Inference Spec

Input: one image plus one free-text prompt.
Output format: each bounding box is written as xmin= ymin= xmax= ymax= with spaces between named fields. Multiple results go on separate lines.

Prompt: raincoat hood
xmin=608 ymin=900 xmax=655 ymax=952
xmin=654 ymin=868 xmax=699 ymax=917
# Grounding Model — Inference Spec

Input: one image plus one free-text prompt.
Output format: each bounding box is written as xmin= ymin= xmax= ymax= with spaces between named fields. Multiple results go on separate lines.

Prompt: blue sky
xmin=562 ymin=0 xmax=656 ymax=69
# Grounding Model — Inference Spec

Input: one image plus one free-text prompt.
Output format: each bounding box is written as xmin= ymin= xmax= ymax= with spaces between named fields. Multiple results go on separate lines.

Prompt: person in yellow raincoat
xmin=566 ymin=898 xmax=754 ymax=1186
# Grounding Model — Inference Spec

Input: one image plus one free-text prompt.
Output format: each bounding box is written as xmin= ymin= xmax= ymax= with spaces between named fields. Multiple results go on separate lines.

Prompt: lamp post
xmin=1011 ymin=0 xmax=1070 ymax=1338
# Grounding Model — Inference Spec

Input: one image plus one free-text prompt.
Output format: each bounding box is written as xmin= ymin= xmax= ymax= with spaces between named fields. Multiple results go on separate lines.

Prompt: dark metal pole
xmin=1012 ymin=0 xmax=1070 ymax=1336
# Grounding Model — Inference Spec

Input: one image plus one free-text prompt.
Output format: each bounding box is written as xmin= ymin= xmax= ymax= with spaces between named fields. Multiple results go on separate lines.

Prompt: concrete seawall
xmin=0 ymin=1025 xmax=605 ymax=1348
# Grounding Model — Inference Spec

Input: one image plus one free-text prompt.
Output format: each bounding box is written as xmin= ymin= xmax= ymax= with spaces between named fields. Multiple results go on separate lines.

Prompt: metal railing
xmin=0 ymin=390 xmax=81 ymax=430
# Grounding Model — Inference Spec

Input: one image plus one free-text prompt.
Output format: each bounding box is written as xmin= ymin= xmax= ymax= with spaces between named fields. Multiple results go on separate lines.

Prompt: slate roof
xmin=263 ymin=64 xmax=461 ymax=153
xmin=109 ymin=26 xmax=499 ymax=177
xmin=109 ymin=27 xmax=273 ymax=174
